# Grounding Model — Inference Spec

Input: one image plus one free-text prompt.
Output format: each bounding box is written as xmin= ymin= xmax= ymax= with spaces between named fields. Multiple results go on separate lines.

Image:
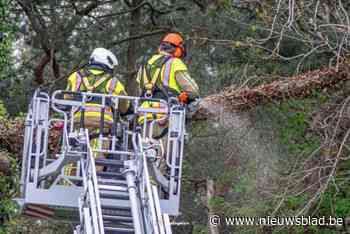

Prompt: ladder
xmin=17 ymin=90 xmax=186 ymax=234
xmin=74 ymin=130 xmax=173 ymax=234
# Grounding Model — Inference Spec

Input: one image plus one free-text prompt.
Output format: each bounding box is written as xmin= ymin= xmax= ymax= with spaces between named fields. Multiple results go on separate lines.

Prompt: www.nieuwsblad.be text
xmin=209 ymin=215 xmax=344 ymax=226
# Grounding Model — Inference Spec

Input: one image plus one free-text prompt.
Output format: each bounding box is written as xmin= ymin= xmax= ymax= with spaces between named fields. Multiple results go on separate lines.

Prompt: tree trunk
xmin=207 ymin=179 xmax=220 ymax=234
xmin=125 ymin=0 xmax=142 ymax=96
xmin=193 ymin=62 xmax=350 ymax=120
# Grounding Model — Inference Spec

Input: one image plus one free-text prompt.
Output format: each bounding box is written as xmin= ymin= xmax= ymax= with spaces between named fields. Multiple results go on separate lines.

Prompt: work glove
xmin=178 ymin=91 xmax=189 ymax=104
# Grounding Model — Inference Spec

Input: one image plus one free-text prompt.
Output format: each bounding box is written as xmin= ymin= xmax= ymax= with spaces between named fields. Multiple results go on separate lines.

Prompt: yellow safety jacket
xmin=137 ymin=53 xmax=188 ymax=98
xmin=66 ymin=67 xmax=128 ymax=128
xmin=136 ymin=53 xmax=190 ymax=124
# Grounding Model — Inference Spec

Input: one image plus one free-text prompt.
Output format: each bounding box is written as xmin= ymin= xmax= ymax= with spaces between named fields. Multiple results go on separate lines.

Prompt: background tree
xmin=2 ymin=1 xmax=350 ymax=233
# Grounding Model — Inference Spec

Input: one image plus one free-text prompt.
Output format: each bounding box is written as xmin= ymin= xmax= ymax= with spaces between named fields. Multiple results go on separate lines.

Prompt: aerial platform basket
xmin=16 ymin=90 xmax=187 ymax=234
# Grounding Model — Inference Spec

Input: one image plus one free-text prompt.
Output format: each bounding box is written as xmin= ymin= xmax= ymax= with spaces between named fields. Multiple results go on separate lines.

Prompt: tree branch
xmin=193 ymin=61 xmax=350 ymax=120
xmin=108 ymin=29 xmax=167 ymax=47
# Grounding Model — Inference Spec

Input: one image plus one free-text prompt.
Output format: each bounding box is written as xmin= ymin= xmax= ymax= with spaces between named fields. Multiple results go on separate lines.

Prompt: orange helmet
xmin=160 ymin=33 xmax=186 ymax=58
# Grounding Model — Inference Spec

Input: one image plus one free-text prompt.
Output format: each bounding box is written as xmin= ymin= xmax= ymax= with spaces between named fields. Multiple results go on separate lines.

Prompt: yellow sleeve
xmin=172 ymin=58 xmax=188 ymax=72
xmin=172 ymin=58 xmax=199 ymax=98
xmin=64 ymin=72 xmax=78 ymax=100
xmin=66 ymin=72 xmax=77 ymax=91
xmin=175 ymin=71 xmax=200 ymax=99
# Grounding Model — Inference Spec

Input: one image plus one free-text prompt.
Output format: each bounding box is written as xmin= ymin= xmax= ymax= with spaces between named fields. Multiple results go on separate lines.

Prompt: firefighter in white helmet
xmin=65 ymin=48 xmax=129 ymax=174
xmin=66 ymin=48 xmax=129 ymax=126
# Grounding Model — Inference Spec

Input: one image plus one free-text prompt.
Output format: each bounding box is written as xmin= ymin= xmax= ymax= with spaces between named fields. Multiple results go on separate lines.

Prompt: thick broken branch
xmin=194 ymin=62 xmax=350 ymax=120
xmin=2 ymin=63 xmax=350 ymax=175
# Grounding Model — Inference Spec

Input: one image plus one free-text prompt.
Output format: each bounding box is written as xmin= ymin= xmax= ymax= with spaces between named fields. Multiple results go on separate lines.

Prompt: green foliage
xmin=333 ymin=196 xmax=350 ymax=217
xmin=1 ymin=0 xmax=348 ymax=233
xmin=4 ymin=218 xmax=72 ymax=234
xmin=318 ymin=187 xmax=350 ymax=218
xmin=273 ymin=97 xmax=322 ymax=155
xmin=285 ymin=195 xmax=308 ymax=210
xmin=0 ymin=199 xmax=19 ymax=233
xmin=192 ymin=224 xmax=208 ymax=234
xmin=0 ymin=0 xmax=21 ymax=115
xmin=208 ymin=196 xmax=225 ymax=212
xmin=232 ymin=175 xmax=250 ymax=194
xmin=0 ymin=0 xmax=12 ymax=78
xmin=0 ymin=101 xmax=7 ymax=117
xmin=217 ymin=170 xmax=237 ymax=188
xmin=0 ymin=151 xmax=20 ymax=233
xmin=0 ymin=2 xmax=20 ymax=227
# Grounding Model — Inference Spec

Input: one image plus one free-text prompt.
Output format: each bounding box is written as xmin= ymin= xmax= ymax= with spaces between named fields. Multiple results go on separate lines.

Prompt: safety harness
xmin=141 ymin=55 xmax=175 ymax=99
xmin=139 ymin=55 xmax=178 ymax=139
xmin=75 ymin=67 xmax=118 ymax=95
xmin=73 ymin=67 xmax=119 ymax=131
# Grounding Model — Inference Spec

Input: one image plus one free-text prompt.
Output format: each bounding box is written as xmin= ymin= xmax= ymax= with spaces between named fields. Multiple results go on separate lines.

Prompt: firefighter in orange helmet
xmin=136 ymin=32 xmax=200 ymax=125
xmin=137 ymin=32 xmax=199 ymax=102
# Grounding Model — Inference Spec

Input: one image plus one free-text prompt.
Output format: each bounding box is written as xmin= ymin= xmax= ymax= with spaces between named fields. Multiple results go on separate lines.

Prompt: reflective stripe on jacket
xmin=137 ymin=100 xmax=168 ymax=125
xmin=66 ymin=69 xmax=126 ymax=95
xmin=137 ymin=53 xmax=198 ymax=97
xmin=136 ymin=53 xmax=199 ymax=124
xmin=66 ymin=68 xmax=129 ymax=124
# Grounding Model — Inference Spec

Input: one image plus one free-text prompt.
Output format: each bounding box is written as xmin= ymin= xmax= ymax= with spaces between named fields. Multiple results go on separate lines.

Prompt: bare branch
xmin=108 ymin=29 xmax=167 ymax=47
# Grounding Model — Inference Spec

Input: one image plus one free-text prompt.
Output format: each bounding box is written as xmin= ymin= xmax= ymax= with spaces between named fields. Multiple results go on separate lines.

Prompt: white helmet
xmin=90 ymin=48 xmax=118 ymax=70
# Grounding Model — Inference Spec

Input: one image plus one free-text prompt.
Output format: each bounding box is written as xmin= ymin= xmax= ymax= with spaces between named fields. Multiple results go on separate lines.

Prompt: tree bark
xmin=207 ymin=179 xmax=220 ymax=234
xmin=193 ymin=62 xmax=350 ymax=120
xmin=125 ymin=0 xmax=143 ymax=96
xmin=34 ymin=52 xmax=60 ymax=85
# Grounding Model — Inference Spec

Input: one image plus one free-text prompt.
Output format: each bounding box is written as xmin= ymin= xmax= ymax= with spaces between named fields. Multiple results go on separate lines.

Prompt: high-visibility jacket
xmin=136 ymin=52 xmax=199 ymax=99
xmin=136 ymin=52 xmax=199 ymax=124
xmin=66 ymin=66 xmax=128 ymax=127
